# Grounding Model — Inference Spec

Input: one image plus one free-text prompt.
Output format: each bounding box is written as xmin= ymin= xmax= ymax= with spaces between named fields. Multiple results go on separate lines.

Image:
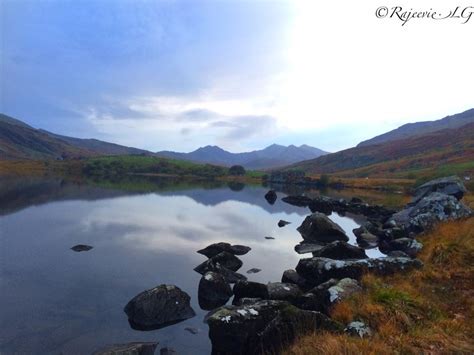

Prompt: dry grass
xmin=287 ymin=217 xmax=474 ymax=354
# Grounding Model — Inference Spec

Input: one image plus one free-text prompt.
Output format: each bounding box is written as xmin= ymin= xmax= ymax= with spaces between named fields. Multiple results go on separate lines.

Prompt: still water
xmin=0 ymin=177 xmax=384 ymax=354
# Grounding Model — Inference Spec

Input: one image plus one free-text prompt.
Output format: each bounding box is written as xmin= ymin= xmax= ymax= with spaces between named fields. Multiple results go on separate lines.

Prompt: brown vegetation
xmin=288 ymin=216 xmax=474 ymax=354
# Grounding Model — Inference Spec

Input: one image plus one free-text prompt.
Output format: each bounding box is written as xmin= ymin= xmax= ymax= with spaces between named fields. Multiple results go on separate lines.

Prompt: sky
xmin=1 ymin=0 xmax=473 ymax=153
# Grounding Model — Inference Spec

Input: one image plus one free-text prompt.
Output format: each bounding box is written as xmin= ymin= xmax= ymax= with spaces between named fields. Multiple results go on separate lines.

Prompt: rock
xmin=296 ymin=257 xmax=423 ymax=287
xmin=93 ymin=342 xmax=159 ymax=355
xmin=233 ymin=297 xmax=263 ymax=306
xmin=294 ymin=242 xmax=325 ymax=254
xmin=308 ymin=196 xmax=334 ymax=214
xmin=389 ymin=192 xmax=472 ymax=234
xmin=197 ymin=242 xmax=251 ymax=258
xmin=124 ymin=285 xmax=196 ymax=331
xmin=350 ymin=197 xmax=364 ymax=204
xmin=206 ymin=300 xmax=342 ymax=355
xmin=297 ymin=213 xmax=349 ymax=243
xmin=381 ymin=238 xmax=423 ymax=257
xmin=233 ymin=281 xmax=269 ymax=302
xmin=345 ymin=321 xmax=372 ymax=338
xmin=312 ymin=241 xmax=368 ymax=259
xmin=267 ymin=282 xmax=302 ymax=302
xmin=327 ymin=278 xmax=361 ymax=304
xmin=264 ymin=190 xmax=277 ymax=205
xmin=198 ymin=272 xmax=233 ymax=310
xmin=246 ymin=268 xmax=261 ymax=274
xmin=278 ymin=220 xmax=291 ymax=227
xmin=281 ymin=269 xmax=309 ymax=290
xmin=294 ymin=279 xmax=338 ymax=313
xmin=71 ymin=244 xmax=93 ymax=252
xmin=160 ymin=347 xmax=178 ymax=355
xmin=355 ymin=231 xmax=378 ymax=249
xmin=193 ymin=259 xmax=247 ymax=284
xmin=387 ymin=250 xmax=409 ymax=258
xmin=281 ymin=195 xmax=313 ymax=207
xmin=265 ymin=236 xmax=275 ymax=240
xmin=184 ymin=327 xmax=199 ymax=335
xmin=194 ymin=251 xmax=243 ymax=273
xmin=413 ymin=176 xmax=467 ymax=203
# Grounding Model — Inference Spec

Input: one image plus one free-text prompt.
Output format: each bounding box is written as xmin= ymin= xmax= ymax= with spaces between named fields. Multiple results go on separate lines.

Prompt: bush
xmin=229 ymin=165 xmax=246 ymax=176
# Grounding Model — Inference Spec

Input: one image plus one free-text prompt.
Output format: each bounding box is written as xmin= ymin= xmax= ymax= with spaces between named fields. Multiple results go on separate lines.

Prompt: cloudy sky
xmin=1 ymin=0 xmax=473 ymax=153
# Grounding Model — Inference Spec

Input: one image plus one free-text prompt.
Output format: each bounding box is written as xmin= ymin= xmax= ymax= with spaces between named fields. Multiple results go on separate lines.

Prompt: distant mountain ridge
xmin=157 ymin=144 xmax=329 ymax=169
xmin=357 ymin=108 xmax=474 ymax=147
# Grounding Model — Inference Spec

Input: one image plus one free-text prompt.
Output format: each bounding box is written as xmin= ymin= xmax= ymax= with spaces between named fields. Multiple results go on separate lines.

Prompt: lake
xmin=0 ymin=176 xmax=387 ymax=354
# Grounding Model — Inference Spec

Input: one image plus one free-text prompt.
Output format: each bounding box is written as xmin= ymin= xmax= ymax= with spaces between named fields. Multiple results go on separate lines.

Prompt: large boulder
xmin=195 ymin=251 xmax=243 ymax=273
xmin=194 ymin=259 xmax=247 ymax=284
xmin=327 ymin=278 xmax=361 ymax=305
xmin=281 ymin=269 xmax=310 ymax=290
xmin=198 ymin=272 xmax=233 ymax=310
xmin=124 ymin=285 xmax=196 ymax=330
xmin=413 ymin=176 xmax=467 ymax=203
xmin=267 ymin=282 xmax=302 ymax=303
xmin=93 ymin=342 xmax=159 ymax=355
xmin=296 ymin=257 xmax=423 ymax=287
xmin=197 ymin=242 xmax=251 ymax=258
xmin=206 ymin=300 xmax=342 ymax=355
xmin=312 ymin=241 xmax=368 ymax=259
xmin=294 ymin=279 xmax=338 ymax=313
xmin=294 ymin=242 xmax=325 ymax=254
xmin=264 ymin=190 xmax=277 ymax=205
xmin=389 ymin=192 xmax=472 ymax=234
xmin=297 ymin=213 xmax=349 ymax=243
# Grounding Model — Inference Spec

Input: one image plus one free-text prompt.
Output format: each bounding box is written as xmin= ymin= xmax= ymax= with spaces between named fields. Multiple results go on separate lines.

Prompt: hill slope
xmin=157 ymin=144 xmax=329 ymax=169
xmin=290 ymin=122 xmax=474 ymax=178
xmin=358 ymin=108 xmax=474 ymax=147
xmin=0 ymin=114 xmax=154 ymax=160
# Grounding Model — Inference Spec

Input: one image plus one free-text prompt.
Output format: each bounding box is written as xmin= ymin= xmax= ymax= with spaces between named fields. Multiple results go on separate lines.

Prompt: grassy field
xmin=288 ymin=216 xmax=474 ymax=354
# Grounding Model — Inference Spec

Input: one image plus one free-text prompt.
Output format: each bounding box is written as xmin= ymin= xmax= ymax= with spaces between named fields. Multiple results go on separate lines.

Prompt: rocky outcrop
xmin=198 ymin=272 xmax=233 ymax=310
xmin=389 ymin=192 xmax=471 ymax=234
xmin=206 ymin=300 xmax=342 ymax=355
xmin=124 ymin=285 xmax=196 ymax=330
xmin=197 ymin=242 xmax=251 ymax=258
xmin=264 ymin=190 xmax=277 ymax=205
xmin=412 ymin=176 xmax=467 ymax=203
xmin=93 ymin=342 xmax=159 ymax=355
xmin=297 ymin=213 xmax=349 ymax=243
xmin=296 ymin=257 xmax=423 ymax=287
xmin=311 ymin=241 xmax=368 ymax=259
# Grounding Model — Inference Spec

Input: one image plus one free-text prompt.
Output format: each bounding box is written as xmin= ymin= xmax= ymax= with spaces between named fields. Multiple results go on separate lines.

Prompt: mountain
xmin=290 ymin=121 xmax=474 ymax=178
xmin=157 ymin=144 xmax=329 ymax=169
xmin=357 ymin=108 xmax=474 ymax=147
xmin=0 ymin=114 xmax=153 ymax=160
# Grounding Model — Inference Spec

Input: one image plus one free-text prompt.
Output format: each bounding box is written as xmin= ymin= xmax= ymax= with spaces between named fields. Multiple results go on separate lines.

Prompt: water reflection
xmin=0 ymin=176 xmax=387 ymax=354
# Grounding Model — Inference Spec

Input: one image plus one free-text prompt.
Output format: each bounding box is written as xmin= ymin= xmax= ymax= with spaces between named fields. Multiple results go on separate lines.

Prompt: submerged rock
xmin=124 ymin=285 xmax=195 ymax=331
xmin=184 ymin=327 xmax=199 ymax=335
xmin=206 ymin=300 xmax=342 ymax=355
xmin=197 ymin=242 xmax=251 ymax=258
xmin=93 ymin=342 xmax=159 ymax=355
xmin=278 ymin=220 xmax=291 ymax=228
xmin=246 ymin=268 xmax=261 ymax=274
xmin=264 ymin=190 xmax=277 ymax=205
xmin=264 ymin=236 xmax=275 ymax=240
xmin=160 ymin=347 xmax=178 ymax=355
xmin=297 ymin=213 xmax=349 ymax=243
xmin=312 ymin=241 xmax=368 ymax=259
xmin=195 ymin=251 xmax=243 ymax=273
xmin=198 ymin=272 xmax=233 ymax=310
xmin=71 ymin=244 xmax=93 ymax=252
xmin=296 ymin=256 xmax=423 ymax=287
